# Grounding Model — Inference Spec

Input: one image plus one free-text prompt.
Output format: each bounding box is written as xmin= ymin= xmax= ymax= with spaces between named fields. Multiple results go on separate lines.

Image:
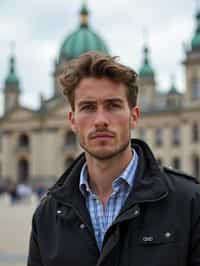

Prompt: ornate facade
xmin=0 ymin=4 xmax=200 ymax=186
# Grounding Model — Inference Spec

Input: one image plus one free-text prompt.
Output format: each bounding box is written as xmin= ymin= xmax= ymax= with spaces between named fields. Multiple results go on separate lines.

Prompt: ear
xmin=68 ymin=111 xmax=76 ymax=133
xmin=130 ymin=106 xmax=140 ymax=129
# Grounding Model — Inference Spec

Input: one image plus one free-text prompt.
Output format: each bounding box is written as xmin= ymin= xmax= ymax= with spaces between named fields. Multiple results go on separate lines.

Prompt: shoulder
xmin=163 ymin=166 xmax=199 ymax=184
xmin=163 ymin=166 xmax=200 ymax=198
xmin=163 ymin=167 xmax=200 ymax=217
xmin=32 ymin=193 xmax=56 ymax=224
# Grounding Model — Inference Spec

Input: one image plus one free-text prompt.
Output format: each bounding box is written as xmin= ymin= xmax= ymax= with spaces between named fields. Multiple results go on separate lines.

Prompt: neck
xmin=85 ymin=146 xmax=133 ymax=200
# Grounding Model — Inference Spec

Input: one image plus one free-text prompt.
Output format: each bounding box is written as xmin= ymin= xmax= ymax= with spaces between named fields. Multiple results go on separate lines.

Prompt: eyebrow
xmin=77 ymin=100 xmax=96 ymax=107
xmin=77 ymin=97 xmax=124 ymax=106
xmin=104 ymin=98 xmax=124 ymax=104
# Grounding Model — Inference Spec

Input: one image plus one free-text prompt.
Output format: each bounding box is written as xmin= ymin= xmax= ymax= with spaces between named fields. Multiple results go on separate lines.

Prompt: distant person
xmin=34 ymin=183 xmax=46 ymax=200
xmin=7 ymin=180 xmax=19 ymax=205
xmin=28 ymin=52 xmax=200 ymax=266
xmin=0 ymin=181 xmax=6 ymax=196
xmin=17 ymin=182 xmax=32 ymax=202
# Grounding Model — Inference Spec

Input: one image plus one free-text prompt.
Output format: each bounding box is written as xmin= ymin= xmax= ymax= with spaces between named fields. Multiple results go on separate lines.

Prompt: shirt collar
xmin=79 ymin=163 xmax=91 ymax=196
xmin=79 ymin=149 xmax=138 ymax=197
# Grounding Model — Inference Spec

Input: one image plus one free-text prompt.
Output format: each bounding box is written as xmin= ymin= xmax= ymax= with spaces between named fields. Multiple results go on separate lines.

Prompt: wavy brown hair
xmin=58 ymin=51 xmax=139 ymax=111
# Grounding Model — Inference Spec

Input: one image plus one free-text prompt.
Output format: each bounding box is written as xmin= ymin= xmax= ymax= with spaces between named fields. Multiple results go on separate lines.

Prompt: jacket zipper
xmin=97 ymin=206 xmax=140 ymax=266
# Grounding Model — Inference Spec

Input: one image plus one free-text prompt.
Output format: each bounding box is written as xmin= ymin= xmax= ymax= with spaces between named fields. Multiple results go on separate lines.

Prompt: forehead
xmin=74 ymin=77 xmax=128 ymax=103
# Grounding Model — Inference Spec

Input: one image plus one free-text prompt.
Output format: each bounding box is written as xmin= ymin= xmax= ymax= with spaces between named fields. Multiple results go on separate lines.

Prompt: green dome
xmin=59 ymin=4 xmax=109 ymax=61
xmin=192 ymin=34 xmax=200 ymax=48
xmin=5 ymin=55 xmax=19 ymax=86
xmin=191 ymin=11 xmax=200 ymax=49
xmin=139 ymin=64 xmax=154 ymax=77
xmin=139 ymin=46 xmax=154 ymax=78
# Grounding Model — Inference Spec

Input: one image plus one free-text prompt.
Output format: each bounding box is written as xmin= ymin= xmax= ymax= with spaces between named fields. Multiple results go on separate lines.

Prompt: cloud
xmin=0 ymin=0 xmax=197 ymax=115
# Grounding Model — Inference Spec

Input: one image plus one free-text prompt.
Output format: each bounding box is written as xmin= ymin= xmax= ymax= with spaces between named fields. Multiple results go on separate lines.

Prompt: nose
xmin=94 ymin=108 xmax=109 ymax=129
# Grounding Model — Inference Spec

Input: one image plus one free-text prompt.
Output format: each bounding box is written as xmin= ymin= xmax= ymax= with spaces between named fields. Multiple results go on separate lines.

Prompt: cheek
xmin=75 ymin=116 xmax=92 ymax=131
xmin=113 ymin=113 xmax=131 ymax=127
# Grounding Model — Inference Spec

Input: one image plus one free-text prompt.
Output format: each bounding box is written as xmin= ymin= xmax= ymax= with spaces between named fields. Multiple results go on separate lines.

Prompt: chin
xmin=87 ymin=147 xmax=122 ymax=160
xmin=87 ymin=140 xmax=130 ymax=160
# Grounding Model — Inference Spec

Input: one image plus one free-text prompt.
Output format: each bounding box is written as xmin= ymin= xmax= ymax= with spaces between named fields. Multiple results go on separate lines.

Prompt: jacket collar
xmin=122 ymin=140 xmax=168 ymax=209
xmin=49 ymin=139 xmax=169 ymax=215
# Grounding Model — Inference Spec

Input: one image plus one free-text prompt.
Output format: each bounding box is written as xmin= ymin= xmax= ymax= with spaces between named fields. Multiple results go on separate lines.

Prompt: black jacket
xmin=27 ymin=139 xmax=200 ymax=266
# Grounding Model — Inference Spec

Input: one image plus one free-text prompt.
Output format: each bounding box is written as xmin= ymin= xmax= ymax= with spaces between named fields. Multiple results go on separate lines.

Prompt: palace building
xmin=0 ymin=3 xmax=199 ymax=186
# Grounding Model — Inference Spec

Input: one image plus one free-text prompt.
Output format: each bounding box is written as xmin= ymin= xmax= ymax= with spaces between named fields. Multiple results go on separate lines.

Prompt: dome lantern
xmin=80 ymin=3 xmax=89 ymax=27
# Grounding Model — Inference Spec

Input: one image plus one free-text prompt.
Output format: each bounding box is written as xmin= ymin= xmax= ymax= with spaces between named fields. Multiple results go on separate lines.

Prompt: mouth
xmin=90 ymin=133 xmax=115 ymax=140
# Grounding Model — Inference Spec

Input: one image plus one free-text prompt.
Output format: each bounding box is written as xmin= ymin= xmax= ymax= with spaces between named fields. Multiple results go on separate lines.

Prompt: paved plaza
xmin=0 ymin=195 xmax=38 ymax=266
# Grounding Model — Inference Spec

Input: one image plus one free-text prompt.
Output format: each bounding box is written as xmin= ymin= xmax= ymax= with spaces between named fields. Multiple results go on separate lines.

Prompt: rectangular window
xmin=0 ymin=132 xmax=2 ymax=152
xmin=172 ymin=127 xmax=180 ymax=146
xmin=192 ymin=79 xmax=200 ymax=100
xmin=192 ymin=122 xmax=199 ymax=142
xmin=172 ymin=157 xmax=181 ymax=170
xmin=192 ymin=155 xmax=200 ymax=179
xmin=155 ymin=128 xmax=163 ymax=147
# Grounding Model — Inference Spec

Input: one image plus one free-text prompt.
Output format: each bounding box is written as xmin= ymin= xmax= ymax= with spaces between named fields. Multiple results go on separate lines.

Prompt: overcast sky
xmin=0 ymin=0 xmax=198 ymax=115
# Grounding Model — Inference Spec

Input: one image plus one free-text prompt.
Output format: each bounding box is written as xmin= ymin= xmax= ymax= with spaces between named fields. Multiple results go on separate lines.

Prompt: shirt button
xmin=80 ymin=224 xmax=85 ymax=229
xmin=134 ymin=210 xmax=139 ymax=216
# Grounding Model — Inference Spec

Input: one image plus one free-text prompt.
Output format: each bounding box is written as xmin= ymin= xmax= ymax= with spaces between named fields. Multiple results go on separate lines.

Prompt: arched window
xmin=18 ymin=159 xmax=29 ymax=182
xmin=65 ymin=157 xmax=74 ymax=168
xmin=172 ymin=157 xmax=181 ymax=170
xmin=192 ymin=155 xmax=199 ymax=179
xmin=192 ymin=122 xmax=199 ymax=142
xmin=172 ymin=127 xmax=180 ymax=146
xmin=65 ymin=131 xmax=76 ymax=146
xmin=155 ymin=128 xmax=163 ymax=146
xmin=19 ymin=134 xmax=29 ymax=148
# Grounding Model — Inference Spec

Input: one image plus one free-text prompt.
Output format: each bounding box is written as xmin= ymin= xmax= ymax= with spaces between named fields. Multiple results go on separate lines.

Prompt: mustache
xmin=88 ymin=129 xmax=115 ymax=139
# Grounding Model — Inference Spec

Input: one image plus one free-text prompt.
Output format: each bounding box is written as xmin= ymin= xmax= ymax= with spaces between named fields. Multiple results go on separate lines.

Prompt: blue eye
xmin=107 ymin=103 xmax=121 ymax=109
xmin=80 ymin=105 xmax=96 ymax=112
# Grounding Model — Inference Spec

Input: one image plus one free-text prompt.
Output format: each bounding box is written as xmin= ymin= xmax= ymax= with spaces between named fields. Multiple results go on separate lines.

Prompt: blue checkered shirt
xmin=79 ymin=150 xmax=138 ymax=250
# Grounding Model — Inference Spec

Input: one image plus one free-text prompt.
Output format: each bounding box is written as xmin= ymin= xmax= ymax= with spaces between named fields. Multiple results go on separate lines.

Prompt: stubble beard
xmin=80 ymin=137 xmax=131 ymax=161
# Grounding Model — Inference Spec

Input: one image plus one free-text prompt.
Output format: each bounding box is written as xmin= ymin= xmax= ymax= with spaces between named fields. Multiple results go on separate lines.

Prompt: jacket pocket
xmin=139 ymin=230 xmax=176 ymax=245
xmin=133 ymin=230 xmax=180 ymax=266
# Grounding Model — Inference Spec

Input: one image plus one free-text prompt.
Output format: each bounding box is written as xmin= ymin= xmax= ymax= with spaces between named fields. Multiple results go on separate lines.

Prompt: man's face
xmin=69 ymin=77 xmax=140 ymax=160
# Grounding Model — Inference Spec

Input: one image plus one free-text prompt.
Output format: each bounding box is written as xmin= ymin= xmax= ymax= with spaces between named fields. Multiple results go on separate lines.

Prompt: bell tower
xmin=138 ymin=40 xmax=156 ymax=109
xmin=3 ymin=43 xmax=21 ymax=113
xmin=183 ymin=5 xmax=200 ymax=107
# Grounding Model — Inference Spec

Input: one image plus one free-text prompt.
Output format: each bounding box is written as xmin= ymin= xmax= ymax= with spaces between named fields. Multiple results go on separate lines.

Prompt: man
xmin=28 ymin=52 xmax=200 ymax=266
